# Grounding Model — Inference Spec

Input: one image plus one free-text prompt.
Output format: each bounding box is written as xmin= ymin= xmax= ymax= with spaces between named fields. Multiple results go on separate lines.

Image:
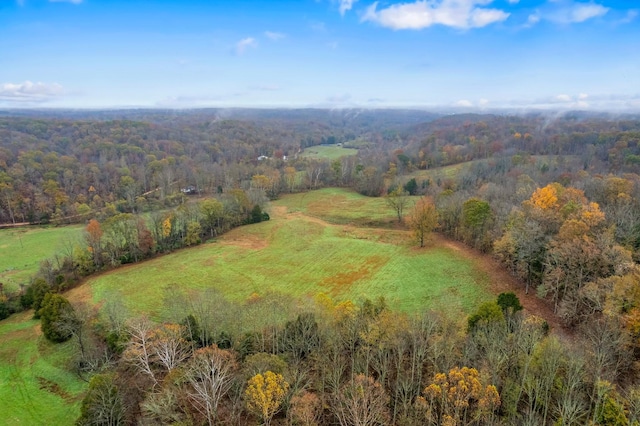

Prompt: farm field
xmin=0 ymin=188 xmax=499 ymax=424
xmin=81 ymin=188 xmax=492 ymax=318
xmin=281 ymin=187 xmax=419 ymax=226
xmin=406 ymin=155 xmax=579 ymax=183
xmin=301 ymin=144 xmax=358 ymax=160
xmin=0 ymin=225 xmax=83 ymax=294
xmin=0 ymin=311 xmax=85 ymax=425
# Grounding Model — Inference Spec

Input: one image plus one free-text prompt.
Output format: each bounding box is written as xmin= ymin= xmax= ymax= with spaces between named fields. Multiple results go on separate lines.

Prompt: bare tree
xmin=151 ymin=323 xmax=190 ymax=373
xmin=332 ymin=374 xmax=390 ymax=426
xmin=385 ymin=188 xmax=410 ymax=223
xmin=123 ymin=317 xmax=158 ymax=387
xmin=187 ymin=345 xmax=238 ymax=426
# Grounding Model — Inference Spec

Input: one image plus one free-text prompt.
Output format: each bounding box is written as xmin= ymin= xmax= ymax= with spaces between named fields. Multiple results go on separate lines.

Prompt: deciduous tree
xmin=187 ymin=345 xmax=238 ymax=426
xmin=77 ymin=373 xmax=125 ymax=426
xmin=332 ymin=374 xmax=390 ymax=426
xmin=417 ymin=366 xmax=500 ymax=426
xmin=407 ymin=197 xmax=438 ymax=247
xmin=245 ymin=370 xmax=289 ymax=426
xmin=385 ymin=188 xmax=409 ymax=223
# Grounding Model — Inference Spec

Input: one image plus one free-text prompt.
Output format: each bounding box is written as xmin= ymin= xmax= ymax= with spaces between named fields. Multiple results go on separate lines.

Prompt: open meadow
xmin=81 ymin=188 xmax=493 ymax=317
xmin=300 ymin=144 xmax=358 ymax=160
xmin=0 ymin=311 xmax=85 ymax=425
xmin=1 ymin=188 xmax=498 ymax=424
xmin=0 ymin=225 xmax=83 ymax=294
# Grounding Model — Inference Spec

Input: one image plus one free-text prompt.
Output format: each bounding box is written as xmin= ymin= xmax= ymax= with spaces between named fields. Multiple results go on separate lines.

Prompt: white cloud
xmin=570 ymin=3 xmax=608 ymax=22
xmin=620 ymin=9 xmax=638 ymax=24
xmin=0 ymin=81 xmax=64 ymax=102
xmin=339 ymin=0 xmax=358 ymax=15
xmin=526 ymin=13 xmax=541 ymax=25
xmin=49 ymin=0 xmax=83 ymax=4
xmin=544 ymin=1 xmax=609 ymax=24
xmin=522 ymin=93 xmax=592 ymax=109
xmin=456 ymin=99 xmax=474 ymax=107
xmin=235 ymin=37 xmax=257 ymax=55
xmin=479 ymin=98 xmax=489 ymax=106
xmin=362 ymin=0 xmax=510 ymax=30
xmin=264 ymin=31 xmax=285 ymax=41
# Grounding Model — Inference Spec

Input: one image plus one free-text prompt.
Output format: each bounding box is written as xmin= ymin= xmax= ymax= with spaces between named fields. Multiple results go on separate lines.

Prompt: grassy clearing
xmin=301 ymin=145 xmax=358 ymax=160
xmin=343 ymin=139 xmax=371 ymax=149
xmin=408 ymin=155 xmax=580 ymax=184
xmin=409 ymin=162 xmax=472 ymax=182
xmin=0 ymin=225 xmax=83 ymax=294
xmin=279 ymin=187 xmax=419 ymax=227
xmin=0 ymin=188 xmax=495 ymax=424
xmin=83 ymin=188 xmax=492 ymax=318
xmin=0 ymin=311 xmax=85 ymax=425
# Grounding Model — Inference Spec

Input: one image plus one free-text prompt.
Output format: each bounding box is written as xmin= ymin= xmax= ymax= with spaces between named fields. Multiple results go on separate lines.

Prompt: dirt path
xmin=432 ymin=234 xmax=573 ymax=339
xmin=275 ymin=204 xmax=571 ymax=339
xmin=277 ymin=204 xmax=570 ymax=337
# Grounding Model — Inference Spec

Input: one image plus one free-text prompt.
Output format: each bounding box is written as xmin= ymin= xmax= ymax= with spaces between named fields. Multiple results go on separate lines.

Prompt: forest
xmin=2 ymin=108 xmax=640 ymax=425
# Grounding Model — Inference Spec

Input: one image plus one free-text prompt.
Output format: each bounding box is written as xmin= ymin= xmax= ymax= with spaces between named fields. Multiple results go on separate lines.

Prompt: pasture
xmin=0 ymin=311 xmax=85 ymax=424
xmin=0 ymin=225 xmax=83 ymax=294
xmin=0 ymin=188 xmax=497 ymax=424
xmin=301 ymin=145 xmax=358 ymax=160
xmin=82 ymin=188 xmax=492 ymax=318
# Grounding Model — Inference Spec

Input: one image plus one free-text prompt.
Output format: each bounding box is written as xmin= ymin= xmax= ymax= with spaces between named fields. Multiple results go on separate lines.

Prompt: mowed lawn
xmin=85 ymin=188 xmax=492 ymax=317
xmin=0 ymin=312 xmax=85 ymax=425
xmin=0 ymin=225 xmax=83 ymax=294
xmin=301 ymin=145 xmax=358 ymax=160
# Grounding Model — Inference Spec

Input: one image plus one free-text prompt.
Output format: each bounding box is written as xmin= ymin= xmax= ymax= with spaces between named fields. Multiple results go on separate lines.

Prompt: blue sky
xmin=0 ymin=0 xmax=638 ymax=110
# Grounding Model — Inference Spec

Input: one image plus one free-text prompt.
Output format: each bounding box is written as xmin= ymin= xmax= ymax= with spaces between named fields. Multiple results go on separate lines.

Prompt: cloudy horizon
xmin=1 ymin=0 xmax=638 ymax=111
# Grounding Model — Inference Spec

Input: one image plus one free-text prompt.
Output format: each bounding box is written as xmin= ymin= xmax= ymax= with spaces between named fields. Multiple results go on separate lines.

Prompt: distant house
xmin=181 ymin=186 xmax=197 ymax=195
xmin=257 ymin=155 xmax=269 ymax=161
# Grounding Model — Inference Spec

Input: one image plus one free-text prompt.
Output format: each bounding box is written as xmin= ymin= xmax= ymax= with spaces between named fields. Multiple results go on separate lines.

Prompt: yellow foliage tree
xmin=251 ymin=174 xmax=271 ymax=192
xmin=529 ymin=184 xmax=558 ymax=210
xmin=162 ymin=215 xmax=172 ymax=239
xmin=408 ymin=196 xmax=438 ymax=247
xmin=245 ymin=370 xmax=289 ymax=426
xmin=417 ymin=366 xmax=500 ymax=425
xmin=581 ymin=201 xmax=605 ymax=228
xmin=284 ymin=166 xmax=297 ymax=192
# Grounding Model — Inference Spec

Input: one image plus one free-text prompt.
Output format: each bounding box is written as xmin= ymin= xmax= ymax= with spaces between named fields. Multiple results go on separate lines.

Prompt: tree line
xmin=34 ymin=286 xmax=639 ymax=425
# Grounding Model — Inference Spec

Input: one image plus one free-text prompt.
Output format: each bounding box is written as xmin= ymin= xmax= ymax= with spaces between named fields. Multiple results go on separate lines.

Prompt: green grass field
xmin=301 ymin=145 xmax=358 ymax=160
xmin=280 ymin=187 xmax=419 ymax=227
xmin=408 ymin=155 xmax=579 ymax=184
xmin=84 ymin=188 xmax=492 ymax=318
xmin=0 ymin=311 xmax=85 ymax=425
xmin=0 ymin=225 xmax=84 ymax=294
xmin=0 ymin=188 xmax=496 ymax=424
